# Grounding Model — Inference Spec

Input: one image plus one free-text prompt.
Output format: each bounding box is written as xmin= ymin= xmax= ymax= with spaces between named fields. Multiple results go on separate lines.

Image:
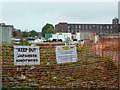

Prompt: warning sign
xmin=56 ymin=45 xmax=77 ymax=64
xmin=14 ymin=46 xmax=40 ymax=65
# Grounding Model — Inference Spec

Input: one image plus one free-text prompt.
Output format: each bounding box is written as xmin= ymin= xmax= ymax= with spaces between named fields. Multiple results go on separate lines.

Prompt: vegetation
xmin=2 ymin=44 xmax=119 ymax=89
xmin=22 ymin=31 xmax=29 ymax=37
xmin=22 ymin=30 xmax=38 ymax=37
xmin=28 ymin=30 xmax=38 ymax=37
xmin=46 ymin=28 xmax=56 ymax=34
xmin=103 ymin=55 xmax=117 ymax=69
xmin=41 ymin=23 xmax=55 ymax=37
xmin=12 ymin=31 xmax=17 ymax=37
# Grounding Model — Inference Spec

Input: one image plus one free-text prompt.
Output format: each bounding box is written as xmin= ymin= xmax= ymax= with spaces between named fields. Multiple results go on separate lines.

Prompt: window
xmin=81 ymin=25 xmax=83 ymax=29
xmin=71 ymin=25 xmax=74 ymax=29
xmin=76 ymin=25 xmax=78 ymax=29
xmin=103 ymin=25 xmax=107 ymax=29
xmin=110 ymin=25 xmax=113 ymax=29
xmin=100 ymin=25 xmax=103 ymax=29
xmin=71 ymin=29 xmax=74 ymax=33
xmin=86 ymin=25 xmax=88 ymax=29
xmin=107 ymin=25 xmax=109 ymax=29
xmin=89 ymin=25 xmax=92 ymax=29
xmin=82 ymin=25 xmax=85 ymax=29
xmin=113 ymin=25 xmax=117 ymax=29
xmin=68 ymin=28 xmax=70 ymax=33
xmin=68 ymin=25 xmax=70 ymax=29
xmin=97 ymin=25 xmax=99 ymax=29
xmin=79 ymin=25 xmax=81 ymax=29
xmin=93 ymin=25 xmax=97 ymax=28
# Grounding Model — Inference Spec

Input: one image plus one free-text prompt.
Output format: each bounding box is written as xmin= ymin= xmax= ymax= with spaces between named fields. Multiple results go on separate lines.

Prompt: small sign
xmin=56 ymin=45 xmax=77 ymax=64
xmin=14 ymin=46 xmax=40 ymax=65
xmin=62 ymin=46 xmax=70 ymax=50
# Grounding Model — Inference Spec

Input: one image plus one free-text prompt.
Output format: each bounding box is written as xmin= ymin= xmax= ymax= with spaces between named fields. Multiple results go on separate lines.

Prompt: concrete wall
xmin=80 ymin=31 xmax=93 ymax=40
xmin=0 ymin=25 xmax=12 ymax=44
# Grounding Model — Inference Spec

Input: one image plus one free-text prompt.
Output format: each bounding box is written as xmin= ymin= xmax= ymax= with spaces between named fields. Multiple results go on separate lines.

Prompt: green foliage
xmin=11 ymin=86 xmax=30 ymax=88
xmin=46 ymin=28 xmax=56 ymax=34
xmin=29 ymin=30 xmax=38 ymax=37
xmin=2 ymin=41 xmax=8 ymax=44
xmin=41 ymin=23 xmax=54 ymax=37
xmin=66 ymin=77 xmax=76 ymax=81
xmin=22 ymin=30 xmax=38 ymax=37
xmin=12 ymin=31 xmax=17 ymax=37
xmin=22 ymin=31 xmax=29 ymax=37
xmin=8 ymin=82 xmax=21 ymax=85
xmin=24 ymin=39 xmax=30 ymax=45
xmin=28 ymin=83 xmax=39 ymax=87
xmin=20 ymin=37 xmax=24 ymax=45
xmin=103 ymin=55 xmax=116 ymax=69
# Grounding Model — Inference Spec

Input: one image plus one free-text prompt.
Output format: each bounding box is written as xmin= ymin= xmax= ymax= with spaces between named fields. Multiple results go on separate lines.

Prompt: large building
xmin=55 ymin=18 xmax=120 ymax=35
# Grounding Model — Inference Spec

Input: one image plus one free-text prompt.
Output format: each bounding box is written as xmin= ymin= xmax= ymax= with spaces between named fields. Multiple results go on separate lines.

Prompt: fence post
xmin=0 ymin=26 xmax=2 ymax=89
xmin=0 ymin=45 xmax=2 ymax=90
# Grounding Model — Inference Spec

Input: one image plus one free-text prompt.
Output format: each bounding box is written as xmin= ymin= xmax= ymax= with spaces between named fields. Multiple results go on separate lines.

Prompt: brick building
xmin=55 ymin=18 xmax=120 ymax=35
xmin=13 ymin=28 xmax=23 ymax=38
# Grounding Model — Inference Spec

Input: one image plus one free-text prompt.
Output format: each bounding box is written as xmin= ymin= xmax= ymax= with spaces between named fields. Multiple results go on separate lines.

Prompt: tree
xmin=46 ymin=28 xmax=56 ymax=34
xmin=29 ymin=30 xmax=38 ymax=37
xmin=41 ymin=23 xmax=54 ymax=37
xmin=22 ymin=31 xmax=29 ymax=37
xmin=12 ymin=31 xmax=17 ymax=37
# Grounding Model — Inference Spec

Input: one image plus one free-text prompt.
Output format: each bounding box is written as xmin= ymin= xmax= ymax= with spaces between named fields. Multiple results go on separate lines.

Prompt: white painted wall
xmin=52 ymin=33 xmax=71 ymax=41
xmin=76 ymin=32 xmax=93 ymax=40
xmin=76 ymin=33 xmax=80 ymax=40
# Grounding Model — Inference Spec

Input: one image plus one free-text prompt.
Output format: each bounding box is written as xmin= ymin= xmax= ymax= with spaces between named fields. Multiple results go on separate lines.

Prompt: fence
xmin=1 ymin=41 xmax=119 ymax=89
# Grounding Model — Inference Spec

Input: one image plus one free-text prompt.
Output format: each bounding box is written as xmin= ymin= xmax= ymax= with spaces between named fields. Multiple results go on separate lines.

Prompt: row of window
xmin=68 ymin=24 xmax=118 ymax=29
xmin=68 ymin=29 xmax=118 ymax=33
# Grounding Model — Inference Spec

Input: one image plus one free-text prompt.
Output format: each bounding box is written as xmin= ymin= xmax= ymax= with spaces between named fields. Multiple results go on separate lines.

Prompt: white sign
xmin=14 ymin=46 xmax=40 ymax=65
xmin=56 ymin=45 xmax=77 ymax=64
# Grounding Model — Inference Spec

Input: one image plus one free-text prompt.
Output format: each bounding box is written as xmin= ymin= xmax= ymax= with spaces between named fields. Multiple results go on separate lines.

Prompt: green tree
xmin=22 ymin=31 xmax=29 ymax=37
xmin=12 ymin=31 xmax=17 ymax=37
xmin=41 ymin=23 xmax=54 ymax=37
xmin=29 ymin=30 xmax=38 ymax=37
xmin=46 ymin=28 xmax=56 ymax=34
xmin=20 ymin=37 xmax=24 ymax=45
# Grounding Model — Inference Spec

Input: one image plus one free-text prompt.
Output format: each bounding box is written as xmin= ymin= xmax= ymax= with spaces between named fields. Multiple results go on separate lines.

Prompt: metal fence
xmin=1 ymin=41 xmax=119 ymax=89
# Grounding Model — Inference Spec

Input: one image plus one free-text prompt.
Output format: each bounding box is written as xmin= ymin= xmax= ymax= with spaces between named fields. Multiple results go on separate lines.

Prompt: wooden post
xmin=0 ymin=45 xmax=2 ymax=89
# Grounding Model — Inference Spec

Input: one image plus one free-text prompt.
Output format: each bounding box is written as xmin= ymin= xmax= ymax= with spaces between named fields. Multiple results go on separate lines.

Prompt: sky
xmin=0 ymin=0 xmax=119 ymax=32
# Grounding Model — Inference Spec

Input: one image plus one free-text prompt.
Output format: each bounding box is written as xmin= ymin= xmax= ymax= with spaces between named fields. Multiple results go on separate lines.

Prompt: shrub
xmin=103 ymin=55 xmax=117 ymax=69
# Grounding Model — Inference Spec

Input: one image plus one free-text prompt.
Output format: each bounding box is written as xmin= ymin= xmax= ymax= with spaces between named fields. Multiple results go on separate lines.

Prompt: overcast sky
xmin=0 ymin=0 xmax=119 ymax=32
